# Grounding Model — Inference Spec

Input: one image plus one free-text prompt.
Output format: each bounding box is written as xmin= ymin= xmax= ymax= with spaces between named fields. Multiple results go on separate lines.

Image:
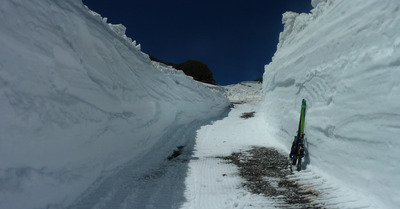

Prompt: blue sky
xmin=82 ymin=0 xmax=312 ymax=85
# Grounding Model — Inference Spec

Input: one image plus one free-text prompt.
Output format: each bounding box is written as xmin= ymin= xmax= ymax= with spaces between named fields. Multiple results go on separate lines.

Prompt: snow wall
xmin=263 ymin=0 xmax=400 ymax=208
xmin=0 ymin=0 xmax=229 ymax=208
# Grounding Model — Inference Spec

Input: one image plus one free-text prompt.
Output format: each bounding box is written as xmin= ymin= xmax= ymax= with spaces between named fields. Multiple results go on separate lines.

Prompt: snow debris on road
xmin=222 ymin=147 xmax=321 ymax=208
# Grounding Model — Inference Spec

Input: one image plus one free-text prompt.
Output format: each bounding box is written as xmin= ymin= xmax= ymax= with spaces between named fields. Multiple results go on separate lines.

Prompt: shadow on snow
xmin=68 ymin=108 xmax=231 ymax=209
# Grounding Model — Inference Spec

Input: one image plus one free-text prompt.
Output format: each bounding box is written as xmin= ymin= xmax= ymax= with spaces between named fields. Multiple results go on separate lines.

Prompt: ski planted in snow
xmin=289 ymin=99 xmax=306 ymax=171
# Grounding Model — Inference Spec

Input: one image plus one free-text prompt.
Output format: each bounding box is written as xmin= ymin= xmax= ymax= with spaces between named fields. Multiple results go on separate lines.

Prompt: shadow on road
xmin=68 ymin=108 xmax=231 ymax=209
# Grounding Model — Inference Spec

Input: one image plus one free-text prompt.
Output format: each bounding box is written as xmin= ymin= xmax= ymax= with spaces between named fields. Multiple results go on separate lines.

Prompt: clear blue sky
xmin=82 ymin=0 xmax=312 ymax=85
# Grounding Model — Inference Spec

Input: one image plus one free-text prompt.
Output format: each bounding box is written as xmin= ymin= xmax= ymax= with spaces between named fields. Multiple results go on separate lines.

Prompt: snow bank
xmin=0 ymin=0 xmax=228 ymax=208
xmin=263 ymin=0 xmax=400 ymax=208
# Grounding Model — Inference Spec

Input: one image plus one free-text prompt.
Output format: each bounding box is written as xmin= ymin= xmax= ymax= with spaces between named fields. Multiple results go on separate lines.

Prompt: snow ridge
xmin=84 ymin=4 xmax=141 ymax=51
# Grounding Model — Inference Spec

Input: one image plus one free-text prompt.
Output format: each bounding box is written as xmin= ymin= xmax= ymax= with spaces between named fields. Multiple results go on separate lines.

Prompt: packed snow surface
xmin=0 ymin=0 xmax=228 ymax=208
xmin=182 ymin=99 xmax=280 ymax=209
xmin=263 ymin=0 xmax=400 ymax=208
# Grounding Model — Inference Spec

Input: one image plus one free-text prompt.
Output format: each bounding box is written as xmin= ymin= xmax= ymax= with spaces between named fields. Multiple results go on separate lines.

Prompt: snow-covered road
xmin=181 ymin=100 xmax=279 ymax=209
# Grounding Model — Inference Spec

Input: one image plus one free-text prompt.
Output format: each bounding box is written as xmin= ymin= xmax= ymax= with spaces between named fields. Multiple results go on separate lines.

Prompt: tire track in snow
xmin=182 ymin=157 xmax=272 ymax=209
xmin=184 ymin=157 xmax=238 ymax=208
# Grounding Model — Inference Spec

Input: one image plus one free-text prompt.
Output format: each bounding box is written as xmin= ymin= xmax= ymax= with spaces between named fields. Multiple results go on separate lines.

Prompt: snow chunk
xmin=278 ymin=12 xmax=312 ymax=49
xmin=85 ymin=3 xmax=141 ymax=50
xmin=311 ymin=0 xmax=328 ymax=8
xmin=277 ymin=0 xmax=337 ymax=50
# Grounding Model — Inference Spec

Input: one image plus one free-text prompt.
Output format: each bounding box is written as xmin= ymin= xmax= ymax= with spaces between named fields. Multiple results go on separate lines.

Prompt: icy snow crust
xmin=263 ymin=0 xmax=400 ymax=208
xmin=0 ymin=0 xmax=228 ymax=208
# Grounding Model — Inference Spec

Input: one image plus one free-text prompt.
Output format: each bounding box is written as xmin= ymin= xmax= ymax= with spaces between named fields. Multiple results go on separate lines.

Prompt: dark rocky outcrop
xmin=254 ymin=77 xmax=263 ymax=83
xmin=150 ymin=56 xmax=217 ymax=85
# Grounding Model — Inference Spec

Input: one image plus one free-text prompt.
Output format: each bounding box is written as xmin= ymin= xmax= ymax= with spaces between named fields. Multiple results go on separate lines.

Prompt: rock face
xmin=150 ymin=56 xmax=217 ymax=85
xmin=174 ymin=60 xmax=217 ymax=85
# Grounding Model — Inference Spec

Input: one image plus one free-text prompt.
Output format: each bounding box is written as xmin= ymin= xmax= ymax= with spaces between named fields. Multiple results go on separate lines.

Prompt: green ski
xmin=289 ymin=99 xmax=306 ymax=171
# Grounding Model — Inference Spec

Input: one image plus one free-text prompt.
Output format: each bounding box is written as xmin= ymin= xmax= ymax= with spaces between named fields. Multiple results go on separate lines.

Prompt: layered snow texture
xmin=263 ymin=0 xmax=400 ymax=208
xmin=0 ymin=0 xmax=229 ymax=208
